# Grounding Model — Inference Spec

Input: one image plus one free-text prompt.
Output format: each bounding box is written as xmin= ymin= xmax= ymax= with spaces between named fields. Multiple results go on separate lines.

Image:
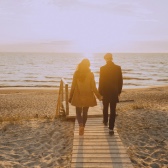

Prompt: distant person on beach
xmin=69 ymin=59 xmax=102 ymax=136
xmin=99 ymin=53 xmax=123 ymax=135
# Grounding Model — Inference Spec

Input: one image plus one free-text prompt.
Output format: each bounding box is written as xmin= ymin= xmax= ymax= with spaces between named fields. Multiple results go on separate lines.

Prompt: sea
xmin=0 ymin=52 xmax=168 ymax=89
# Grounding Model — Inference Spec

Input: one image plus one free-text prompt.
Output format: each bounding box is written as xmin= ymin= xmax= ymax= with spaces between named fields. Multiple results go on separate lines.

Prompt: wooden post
xmin=56 ymin=80 xmax=62 ymax=117
xmin=65 ymin=83 xmax=69 ymax=116
xmin=56 ymin=78 xmax=69 ymax=117
xmin=60 ymin=80 xmax=63 ymax=103
xmin=60 ymin=80 xmax=63 ymax=101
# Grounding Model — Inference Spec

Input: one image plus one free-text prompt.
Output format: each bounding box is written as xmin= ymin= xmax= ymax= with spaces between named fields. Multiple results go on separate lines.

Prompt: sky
xmin=0 ymin=0 xmax=168 ymax=52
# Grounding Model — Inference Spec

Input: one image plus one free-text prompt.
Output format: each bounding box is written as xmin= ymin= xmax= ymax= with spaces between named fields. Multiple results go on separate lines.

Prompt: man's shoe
xmin=109 ymin=129 xmax=114 ymax=136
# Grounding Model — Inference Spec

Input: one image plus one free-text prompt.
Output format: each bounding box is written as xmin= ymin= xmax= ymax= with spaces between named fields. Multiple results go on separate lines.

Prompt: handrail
xmin=56 ymin=78 xmax=69 ymax=117
xmin=55 ymin=78 xmax=134 ymax=117
xmin=61 ymin=78 xmax=68 ymax=85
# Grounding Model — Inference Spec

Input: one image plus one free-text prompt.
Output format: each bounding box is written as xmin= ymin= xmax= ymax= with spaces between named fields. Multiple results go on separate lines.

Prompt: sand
xmin=0 ymin=88 xmax=74 ymax=168
xmin=116 ymin=86 xmax=168 ymax=168
xmin=0 ymin=86 xmax=168 ymax=168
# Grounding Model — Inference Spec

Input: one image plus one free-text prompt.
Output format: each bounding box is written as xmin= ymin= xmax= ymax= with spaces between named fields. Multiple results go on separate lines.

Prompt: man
xmin=99 ymin=53 xmax=123 ymax=135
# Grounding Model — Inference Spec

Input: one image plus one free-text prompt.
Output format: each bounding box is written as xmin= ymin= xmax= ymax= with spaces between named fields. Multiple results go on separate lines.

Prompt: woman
xmin=69 ymin=59 xmax=102 ymax=136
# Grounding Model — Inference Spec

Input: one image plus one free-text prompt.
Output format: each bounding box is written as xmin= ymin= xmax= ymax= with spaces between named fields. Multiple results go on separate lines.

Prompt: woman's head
xmin=78 ymin=59 xmax=90 ymax=71
xmin=76 ymin=59 xmax=91 ymax=81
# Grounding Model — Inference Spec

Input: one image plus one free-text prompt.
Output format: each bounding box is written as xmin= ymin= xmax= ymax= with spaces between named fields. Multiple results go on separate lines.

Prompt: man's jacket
xmin=99 ymin=61 xmax=123 ymax=102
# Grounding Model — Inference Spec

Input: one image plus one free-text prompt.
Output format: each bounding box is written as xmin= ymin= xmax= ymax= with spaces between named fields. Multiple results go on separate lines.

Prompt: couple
xmin=69 ymin=53 xmax=123 ymax=136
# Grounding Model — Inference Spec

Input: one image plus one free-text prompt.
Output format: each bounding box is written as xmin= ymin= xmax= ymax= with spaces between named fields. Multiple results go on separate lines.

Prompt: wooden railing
xmin=56 ymin=78 xmax=69 ymax=117
xmin=55 ymin=78 xmax=134 ymax=118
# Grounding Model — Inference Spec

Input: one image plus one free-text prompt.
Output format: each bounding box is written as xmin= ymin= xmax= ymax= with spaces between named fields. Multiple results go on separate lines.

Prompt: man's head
xmin=104 ymin=53 xmax=113 ymax=62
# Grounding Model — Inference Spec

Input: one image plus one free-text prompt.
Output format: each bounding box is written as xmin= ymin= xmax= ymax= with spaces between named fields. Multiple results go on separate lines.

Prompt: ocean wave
xmin=124 ymin=83 xmax=141 ymax=86
xmin=0 ymin=85 xmax=60 ymax=88
xmin=123 ymin=72 xmax=142 ymax=75
xmin=123 ymin=77 xmax=152 ymax=80
xmin=123 ymin=69 xmax=133 ymax=71
xmin=24 ymin=75 xmax=37 ymax=78
xmin=45 ymin=76 xmax=60 ymax=79
xmin=6 ymin=72 xmax=14 ymax=74
xmin=33 ymin=85 xmax=60 ymax=87
xmin=27 ymin=73 xmax=39 ymax=75
xmin=0 ymin=80 xmax=19 ymax=82
xmin=157 ymin=79 xmax=168 ymax=81
xmin=63 ymin=77 xmax=72 ymax=80
xmin=23 ymin=80 xmax=60 ymax=83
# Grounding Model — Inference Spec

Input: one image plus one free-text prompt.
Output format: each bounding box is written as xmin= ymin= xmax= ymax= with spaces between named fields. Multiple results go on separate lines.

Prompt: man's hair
xmin=104 ymin=53 xmax=113 ymax=61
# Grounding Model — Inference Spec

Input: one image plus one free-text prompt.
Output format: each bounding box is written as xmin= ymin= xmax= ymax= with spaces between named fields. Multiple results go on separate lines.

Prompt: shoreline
xmin=0 ymin=84 xmax=167 ymax=90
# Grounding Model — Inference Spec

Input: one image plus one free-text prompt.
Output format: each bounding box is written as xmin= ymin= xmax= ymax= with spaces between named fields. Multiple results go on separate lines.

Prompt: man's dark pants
xmin=103 ymin=99 xmax=117 ymax=130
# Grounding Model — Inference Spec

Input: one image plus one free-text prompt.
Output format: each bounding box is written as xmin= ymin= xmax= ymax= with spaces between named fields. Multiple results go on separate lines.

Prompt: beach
xmin=0 ymin=88 xmax=74 ymax=168
xmin=116 ymin=86 xmax=168 ymax=168
xmin=0 ymin=86 xmax=168 ymax=168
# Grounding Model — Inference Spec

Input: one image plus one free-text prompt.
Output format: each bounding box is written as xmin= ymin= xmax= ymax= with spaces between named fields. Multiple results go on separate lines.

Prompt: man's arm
xmin=98 ymin=67 xmax=103 ymax=95
xmin=118 ymin=66 xmax=123 ymax=95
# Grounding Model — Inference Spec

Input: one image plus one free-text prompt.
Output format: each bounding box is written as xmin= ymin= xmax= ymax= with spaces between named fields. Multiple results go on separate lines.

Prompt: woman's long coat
xmin=69 ymin=71 xmax=101 ymax=107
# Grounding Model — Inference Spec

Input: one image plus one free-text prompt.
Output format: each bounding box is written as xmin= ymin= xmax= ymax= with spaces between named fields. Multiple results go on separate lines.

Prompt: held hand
xmin=68 ymin=97 xmax=72 ymax=103
xmin=99 ymin=96 xmax=103 ymax=101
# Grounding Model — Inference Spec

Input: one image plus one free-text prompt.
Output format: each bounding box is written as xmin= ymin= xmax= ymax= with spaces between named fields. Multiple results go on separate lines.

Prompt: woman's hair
xmin=76 ymin=59 xmax=91 ymax=81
